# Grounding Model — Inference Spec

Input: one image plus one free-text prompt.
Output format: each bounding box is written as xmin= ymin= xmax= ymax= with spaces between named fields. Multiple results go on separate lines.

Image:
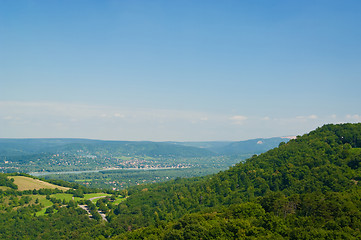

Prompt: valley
xmin=0 ymin=123 xmax=361 ymax=239
xmin=2 ymin=1 xmax=359 ymax=238
xmin=0 ymin=137 xmax=286 ymax=189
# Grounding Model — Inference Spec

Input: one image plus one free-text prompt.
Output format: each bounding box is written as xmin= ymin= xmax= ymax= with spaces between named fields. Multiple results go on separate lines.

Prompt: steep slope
xmin=109 ymin=123 xmax=361 ymax=237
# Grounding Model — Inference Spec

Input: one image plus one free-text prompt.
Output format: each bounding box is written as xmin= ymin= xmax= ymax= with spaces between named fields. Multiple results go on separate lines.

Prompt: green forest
xmin=0 ymin=123 xmax=361 ymax=239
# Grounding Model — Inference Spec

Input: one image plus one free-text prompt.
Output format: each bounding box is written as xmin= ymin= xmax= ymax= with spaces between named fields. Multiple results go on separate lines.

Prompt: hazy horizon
xmin=0 ymin=135 xmax=297 ymax=142
xmin=1 ymin=1 xmax=361 ymax=141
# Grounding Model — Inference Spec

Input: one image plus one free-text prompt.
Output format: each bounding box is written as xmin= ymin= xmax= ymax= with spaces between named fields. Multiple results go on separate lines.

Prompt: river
xmin=28 ymin=167 xmax=184 ymax=177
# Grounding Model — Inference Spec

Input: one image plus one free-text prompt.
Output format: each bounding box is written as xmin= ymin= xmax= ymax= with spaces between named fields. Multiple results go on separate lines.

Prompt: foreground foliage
xmin=118 ymin=190 xmax=361 ymax=239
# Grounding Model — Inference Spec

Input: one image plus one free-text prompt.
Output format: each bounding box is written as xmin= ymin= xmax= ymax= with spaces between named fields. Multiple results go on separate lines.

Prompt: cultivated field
xmin=8 ymin=176 xmax=70 ymax=191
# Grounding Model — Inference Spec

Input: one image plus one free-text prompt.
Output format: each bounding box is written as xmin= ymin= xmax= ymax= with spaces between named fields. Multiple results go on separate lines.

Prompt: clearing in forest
xmin=8 ymin=176 xmax=70 ymax=191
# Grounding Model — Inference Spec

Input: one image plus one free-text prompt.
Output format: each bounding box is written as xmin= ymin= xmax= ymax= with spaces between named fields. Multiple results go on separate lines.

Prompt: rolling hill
xmin=0 ymin=138 xmax=216 ymax=158
xmin=0 ymin=137 xmax=289 ymax=159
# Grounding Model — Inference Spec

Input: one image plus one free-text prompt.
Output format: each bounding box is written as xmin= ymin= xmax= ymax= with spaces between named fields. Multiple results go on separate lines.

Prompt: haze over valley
xmin=1 ymin=1 xmax=361 ymax=239
xmin=0 ymin=137 xmax=289 ymax=189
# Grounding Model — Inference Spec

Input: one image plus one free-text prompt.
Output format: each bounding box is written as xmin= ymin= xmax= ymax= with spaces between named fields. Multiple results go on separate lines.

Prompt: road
xmin=78 ymin=195 xmax=109 ymax=222
xmin=88 ymin=196 xmax=107 ymax=202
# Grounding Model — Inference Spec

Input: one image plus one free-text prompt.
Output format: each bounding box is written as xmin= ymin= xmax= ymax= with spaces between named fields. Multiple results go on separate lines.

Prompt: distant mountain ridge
xmin=169 ymin=137 xmax=291 ymax=155
xmin=0 ymin=137 xmax=289 ymax=158
xmin=210 ymin=137 xmax=292 ymax=155
xmin=0 ymin=138 xmax=98 ymax=156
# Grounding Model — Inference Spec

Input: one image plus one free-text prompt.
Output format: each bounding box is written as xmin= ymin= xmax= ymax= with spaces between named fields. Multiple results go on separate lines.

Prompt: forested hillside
xmin=110 ymin=123 xmax=361 ymax=239
xmin=0 ymin=123 xmax=361 ymax=239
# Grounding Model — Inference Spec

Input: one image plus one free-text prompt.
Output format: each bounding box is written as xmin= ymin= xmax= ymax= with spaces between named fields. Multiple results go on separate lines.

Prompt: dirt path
xmin=79 ymin=196 xmax=108 ymax=222
xmin=89 ymin=196 xmax=107 ymax=202
xmin=79 ymin=205 xmax=91 ymax=215
xmin=98 ymin=211 xmax=108 ymax=222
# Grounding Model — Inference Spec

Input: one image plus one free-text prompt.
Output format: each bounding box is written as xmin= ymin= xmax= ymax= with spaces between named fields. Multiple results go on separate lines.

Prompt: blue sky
xmin=1 ymin=0 xmax=361 ymax=141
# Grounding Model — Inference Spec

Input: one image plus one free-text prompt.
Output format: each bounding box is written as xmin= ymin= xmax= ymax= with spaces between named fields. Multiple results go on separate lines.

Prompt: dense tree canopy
xmin=109 ymin=123 xmax=361 ymax=238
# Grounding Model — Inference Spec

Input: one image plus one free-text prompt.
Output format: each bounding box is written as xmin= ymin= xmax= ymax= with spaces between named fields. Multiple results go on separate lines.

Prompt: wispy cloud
xmin=230 ymin=115 xmax=248 ymax=125
xmin=1 ymin=101 xmax=360 ymax=141
xmin=0 ymin=101 xmax=221 ymax=140
xmin=114 ymin=113 xmax=125 ymax=118
xmin=346 ymin=114 xmax=361 ymax=122
xmin=2 ymin=116 xmax=19 ymax=121
xmin=296 ymin=114 xmax=318 ymax=120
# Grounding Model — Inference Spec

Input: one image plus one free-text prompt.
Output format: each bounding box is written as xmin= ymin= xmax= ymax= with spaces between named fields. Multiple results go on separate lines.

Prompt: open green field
xmin=0 ymin=194 xmax=51 ymax=212
xmin=36 ymin=195 xmax=53 ymax=208
xmin=50 ymin=193 xmax=74 ymax=202
xmin=15 ymin=193 xmax=122 ymax=216
xmin=8 ymin=176 xmax=70 ymax=191
xmin=84 ymin=193 xmax=111 ymax=199
xmin=113 ymin=197 xmax=126 ymax=204
xmin=81 ymin=193 xmax=112 ymax=202
xmin=50 ymin=193 xmax=112 ymax=202
xmin=30 ymin=195 xmax=53 ymax=216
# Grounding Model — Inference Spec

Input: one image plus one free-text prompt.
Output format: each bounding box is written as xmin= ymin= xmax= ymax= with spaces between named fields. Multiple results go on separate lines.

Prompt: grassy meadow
xmin=8 ymin=176 xmax=70 ymax=191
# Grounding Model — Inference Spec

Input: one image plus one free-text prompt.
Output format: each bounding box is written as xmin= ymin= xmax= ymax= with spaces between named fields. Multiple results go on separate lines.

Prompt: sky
xmin=1 ymin=0 xmax=361 ymax=141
